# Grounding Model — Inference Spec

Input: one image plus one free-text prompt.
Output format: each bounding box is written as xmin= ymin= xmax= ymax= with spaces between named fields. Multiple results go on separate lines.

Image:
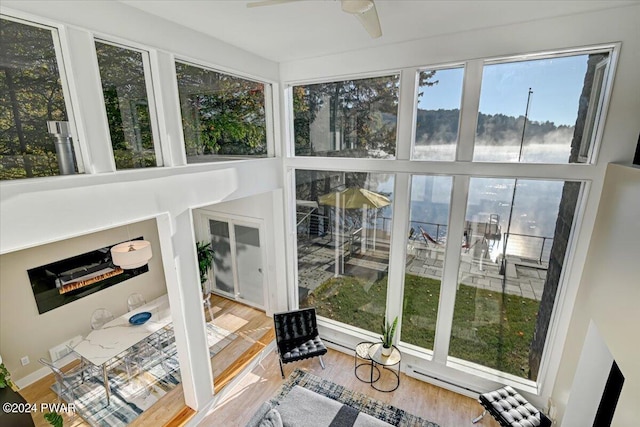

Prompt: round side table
xmin=354 ymin=341 xmax=380 ymax=383
xmin=367 ymin=342 xmax=401 ymax=392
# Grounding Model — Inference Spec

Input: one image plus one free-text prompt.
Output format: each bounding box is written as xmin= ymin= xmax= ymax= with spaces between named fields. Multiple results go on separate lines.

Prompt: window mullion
xmin=70 ymin=28 xmax=116 ymax=173
xmin=432 ymin=174 xmax=469 ymax=363
xmin=396 ymin=68 xmax=418 ymax=160
xmin=142 ymin=51 xmax=163 ymax=167
xmin=456 ymin=60 xmax=483 ymax=162
xmin=386 ymin=172 xmax=410 ymax=344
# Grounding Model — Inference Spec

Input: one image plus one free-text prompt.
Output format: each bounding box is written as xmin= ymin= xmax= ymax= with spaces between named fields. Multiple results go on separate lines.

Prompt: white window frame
xmin=0 ymin=13 xmax=86 ymax=175
xmin=284 ymin=43 xmax=620 ymax=405
xmin=410 ymin=62 xmax=466 ymax=161
xmin=173 ymin=58 xmax=275 ymax=161
xmin=93 ymin=38 xmax=164 ymax=168
xmin=288 ymin=70 xmax=403 ymax=159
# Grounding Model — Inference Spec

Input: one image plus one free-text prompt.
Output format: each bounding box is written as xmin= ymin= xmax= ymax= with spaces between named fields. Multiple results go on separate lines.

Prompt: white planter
xmin=381 ymin=345 xmax=392 ymax=357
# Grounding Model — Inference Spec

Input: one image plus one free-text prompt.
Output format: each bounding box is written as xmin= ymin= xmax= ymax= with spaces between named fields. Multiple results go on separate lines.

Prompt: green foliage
xmin=196 ymin=241 xmax=214 ymax=288
xmin=306 ymin=275 xmax=386 ymax=330
xmin=380 ymin=315 xmax=398 ymax=348
xmin=415 ymin=108 xmax=573 ymax=146
xmin=306 ymin=273 xmax=541 ymax=379
xmin=0 ymin=18 xmax=69 ymax=180
xmin=292 ymin=71 xmax=437 ymax=158
xmin=0 ymin=363 xmax=12 ymax=388
xmin=176 ymin=62 xmax=267 ymax=158
xmin=44 ymin=411 xmax=64 ymax=427
xmin=96 ymin=42 xmax=157 ymax=170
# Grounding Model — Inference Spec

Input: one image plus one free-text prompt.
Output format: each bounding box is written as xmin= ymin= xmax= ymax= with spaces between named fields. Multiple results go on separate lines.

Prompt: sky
xmin=417 ymin=54 xmax=590 ymax=127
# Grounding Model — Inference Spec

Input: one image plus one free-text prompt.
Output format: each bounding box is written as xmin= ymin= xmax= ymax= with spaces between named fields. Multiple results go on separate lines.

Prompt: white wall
xmin=0 ymin=219 xmax=166 ymax=380
xmin=1 ymin=0 xmax=278 ymax=80
xmin=0 ymin=1 xmax=284 ymax=411
xmin=552 ymin=163 xmax=640 ymax=426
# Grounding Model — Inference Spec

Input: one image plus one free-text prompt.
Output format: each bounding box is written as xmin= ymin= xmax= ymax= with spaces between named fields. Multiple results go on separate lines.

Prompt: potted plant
xmin=44 ymin=411 xmax=63 ymax=427
xmin=0 ymin=355 xmax=12 ymax=389
xmin=380 ymin=316 xmax=398 ymax=357
xmin=196 ymin=241 xmax=214 ymax=296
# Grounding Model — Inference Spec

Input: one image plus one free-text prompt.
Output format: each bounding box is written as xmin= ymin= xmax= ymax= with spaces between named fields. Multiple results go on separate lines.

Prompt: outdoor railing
xmin=296 ymin=212 xmax=331 ymax=239
xmin=380 ymin=216 xmax=448 ymax=243
xmin=504 ymin=232 xmax=554 ymax=264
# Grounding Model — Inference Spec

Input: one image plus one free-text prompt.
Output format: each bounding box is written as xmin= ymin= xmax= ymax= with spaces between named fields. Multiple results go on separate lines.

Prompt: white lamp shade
xmin=110 ymin=240 xmax=152 ymax=269
xmin=341 ymin=0 xmax=374 ymax=14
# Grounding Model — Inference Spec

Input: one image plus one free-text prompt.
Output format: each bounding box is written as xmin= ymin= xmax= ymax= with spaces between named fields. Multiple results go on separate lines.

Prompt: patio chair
xmin=273 ymin=307 xmax=327 ymax=378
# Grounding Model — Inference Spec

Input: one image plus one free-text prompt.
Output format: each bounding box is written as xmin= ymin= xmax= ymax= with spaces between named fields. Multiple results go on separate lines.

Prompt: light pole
xmin=500 ymin=88 xmax=533 ymax=277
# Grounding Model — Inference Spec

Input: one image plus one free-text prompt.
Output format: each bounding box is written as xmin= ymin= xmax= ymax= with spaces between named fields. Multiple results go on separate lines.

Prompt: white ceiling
xmin=121 ymin=0 xmax=635 ymax=63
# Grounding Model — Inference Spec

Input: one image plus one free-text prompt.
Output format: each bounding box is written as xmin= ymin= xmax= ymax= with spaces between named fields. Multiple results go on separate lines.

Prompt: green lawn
xmin=304 ymin=273 xmax=540 ymax=378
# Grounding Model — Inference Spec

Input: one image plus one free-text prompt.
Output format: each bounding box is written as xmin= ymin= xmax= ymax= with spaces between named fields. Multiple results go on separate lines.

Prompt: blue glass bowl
xmin=129 ymin=311 xmax=152 ymax=325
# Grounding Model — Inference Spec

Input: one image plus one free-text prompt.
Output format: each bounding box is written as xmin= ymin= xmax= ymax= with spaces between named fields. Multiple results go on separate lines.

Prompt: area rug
xmin=251 ymin=369 xmax=440 ymax=427
xmin=52 ymin=323 xmax=236 ymax=427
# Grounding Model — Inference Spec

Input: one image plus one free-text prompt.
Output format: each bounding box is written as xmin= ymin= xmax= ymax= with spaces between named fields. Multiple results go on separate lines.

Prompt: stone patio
xmin=297 ymin=233 xmax=548 ymax=302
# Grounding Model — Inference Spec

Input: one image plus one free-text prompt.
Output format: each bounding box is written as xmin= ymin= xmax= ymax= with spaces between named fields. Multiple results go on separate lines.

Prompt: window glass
xmin=95 ymin=41 xmax=158 ymax=169
xmin=175 ymin=61 xmax=267 ymax=162
xmin=296 ymin=169 xmax=394 ymax=334
xmin=401 ymin=175 xmax=452 ymax=350
xmin=450 ymin=177 xmax=581 ymax=380
xmin=293 ymin=75 xmax=399 ymax=158
xmin=0 ymin=18 xmax=76 ymax=180
xmin=474 ymin=52 xmax=610 ymax=163
xmin=413 ymin=67 xmax=464 ymax=161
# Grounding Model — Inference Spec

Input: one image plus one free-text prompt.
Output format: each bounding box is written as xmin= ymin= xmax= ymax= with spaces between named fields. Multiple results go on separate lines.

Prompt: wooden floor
xmin=201 ymin=349 xmax=501 ymax=427
xmin=20 ymin=295 xmax=499 ymax=427
xmin=19 ymin=295 xmax=272 ymax=427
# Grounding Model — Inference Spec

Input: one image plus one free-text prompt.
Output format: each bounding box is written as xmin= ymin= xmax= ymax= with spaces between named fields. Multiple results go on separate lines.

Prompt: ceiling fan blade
xmin=355 ymin=2 xmax=382 ymax=38
xmin=247 ymin=0 xmax=299 ymax=8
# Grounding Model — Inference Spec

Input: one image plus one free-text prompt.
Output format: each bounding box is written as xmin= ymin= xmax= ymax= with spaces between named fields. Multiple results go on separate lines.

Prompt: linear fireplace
xmin=28 ymin=237 xmax=149 ymax=314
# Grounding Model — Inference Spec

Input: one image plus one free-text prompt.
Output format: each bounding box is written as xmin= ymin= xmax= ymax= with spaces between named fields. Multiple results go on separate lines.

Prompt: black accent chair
xmin=273 ymin=307 xmax=327 ymax=378
xmin=473 ymin=385 xmax=552 ymax=427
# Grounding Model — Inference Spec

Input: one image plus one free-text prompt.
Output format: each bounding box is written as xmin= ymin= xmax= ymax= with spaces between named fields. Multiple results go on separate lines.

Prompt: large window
xmin=401 ymin=175 xmax=453 ymax=351
xmin=0 ymin=17 xmax=77 ymax=180
xmin=95 ymin=41 xmax=160 ymax=169
xmin=293 ymin=75 xmax=400 ymax=158
xmin=288 ymin=45 xmax=615 ymax=392
xmin=296 ymin=170 xmax=394 ymax=334
xmin=412 ymin=67 xmax=464 ymax=161
xmin=450 ymin=178 xmax=579 ymax=380
xmin=474 ymin=52 xmax=611 ymax=163
xmin=175 ymin=61 xmax=268 ymax=162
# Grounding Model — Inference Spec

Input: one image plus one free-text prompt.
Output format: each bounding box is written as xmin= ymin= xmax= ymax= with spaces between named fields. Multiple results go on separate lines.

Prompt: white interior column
xmin=161 ymin=211 xmax=213 ymax=409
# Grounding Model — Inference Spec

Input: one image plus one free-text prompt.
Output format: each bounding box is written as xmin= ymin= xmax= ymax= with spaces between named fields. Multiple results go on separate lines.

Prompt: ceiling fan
xmin=247 ymin=0 xmax=382 ymax=39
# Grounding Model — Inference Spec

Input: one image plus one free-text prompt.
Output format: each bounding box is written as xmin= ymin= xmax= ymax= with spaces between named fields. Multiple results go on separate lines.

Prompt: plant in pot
xmin=380 ymin=316 xmax=398 ymax=357
xmin=0 ymin=355 xmax=12 ymax=389
xmin=44 ymin=411 xmax=63 ymax=427
xmin=196 ymin=241 xmax=214 ymax=298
